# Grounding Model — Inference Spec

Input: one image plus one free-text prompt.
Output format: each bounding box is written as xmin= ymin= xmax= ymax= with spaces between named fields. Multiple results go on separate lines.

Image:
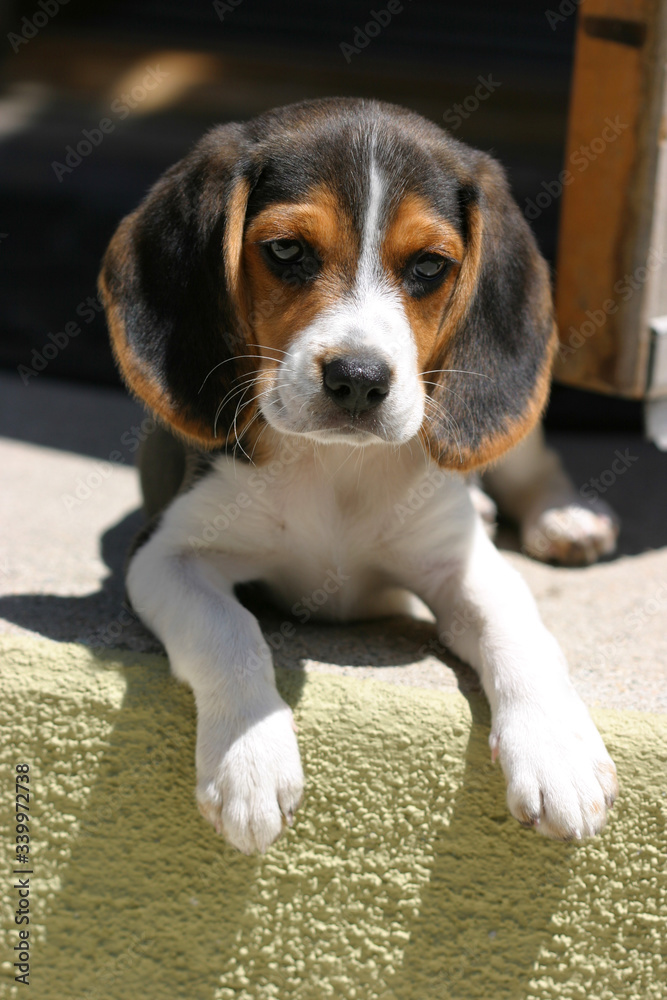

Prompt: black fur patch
xmin=427 ymin=160 xmax=554 ymax=466
xmin=100 ymin=98 xmax=554 ymax=465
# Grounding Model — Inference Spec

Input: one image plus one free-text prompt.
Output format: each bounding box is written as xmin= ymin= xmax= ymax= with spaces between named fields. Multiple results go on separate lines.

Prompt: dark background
xmin=0 ymin=0 xmax=641 ymax=428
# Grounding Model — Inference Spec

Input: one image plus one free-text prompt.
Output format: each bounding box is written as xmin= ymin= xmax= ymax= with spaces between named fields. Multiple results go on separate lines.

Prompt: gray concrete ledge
xmin=1 ymin=371 xmax=666 ymax=712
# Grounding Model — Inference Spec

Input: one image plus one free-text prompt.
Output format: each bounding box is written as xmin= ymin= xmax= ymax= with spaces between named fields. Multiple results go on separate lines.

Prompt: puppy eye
xmin=413 ymin=252 xmax=450 ymax=280
xmin=266 ymin=239 xmax=304 ymax=263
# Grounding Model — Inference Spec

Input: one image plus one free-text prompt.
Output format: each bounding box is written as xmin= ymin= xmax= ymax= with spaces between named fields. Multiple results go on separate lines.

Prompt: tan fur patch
xmin=242 ymin=184 xmax=358 ymax=362
xmin=417 ymin=199 xmax=485 ymax=376
xmin=223 ymin=176 xmax=251 ymax=306
xmin=382 ymin=193 xmax=466 ymax=367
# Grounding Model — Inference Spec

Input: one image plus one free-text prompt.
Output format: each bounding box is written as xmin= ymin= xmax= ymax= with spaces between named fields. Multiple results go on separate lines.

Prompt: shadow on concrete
xmin=0 ymin=508 xmax=157 ymax=649
xmin=386 ymin=692 xmax=576 ymax=1000
xmin=32 ymin=650 xmax=577 ymax=1000
xmin=0 ymin=498 xmax=480 ymax=692
xmin=545 ymin=430 xmax=667 ymax=558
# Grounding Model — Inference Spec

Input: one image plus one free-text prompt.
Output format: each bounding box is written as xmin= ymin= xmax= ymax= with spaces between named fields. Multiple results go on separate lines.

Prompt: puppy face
xmin=100 ymin=99 xmax=556 ymax=468
xmin=243 ymin=177 xmax=464 ymax=446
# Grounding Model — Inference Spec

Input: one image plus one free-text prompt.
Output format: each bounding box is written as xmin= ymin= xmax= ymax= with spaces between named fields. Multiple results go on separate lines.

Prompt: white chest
xmin=168 ymin=438 xmax=471 ymax=618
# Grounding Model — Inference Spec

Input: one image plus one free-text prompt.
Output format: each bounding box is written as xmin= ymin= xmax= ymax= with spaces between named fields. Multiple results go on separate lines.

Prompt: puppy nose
xmin=322 ymin=355 xmax=391 ymax=413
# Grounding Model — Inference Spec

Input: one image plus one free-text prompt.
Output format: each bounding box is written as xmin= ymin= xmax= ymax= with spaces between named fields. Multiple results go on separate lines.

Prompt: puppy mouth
xmin=259 ymin=387 xmax=399 ymax=443
xmin=310 ymin=406 xmax=390 ymax=442
xmin=309 ymin=426 xmax=385 ymax=445
xmin=256 ymin=354 xmax=422 ymax=445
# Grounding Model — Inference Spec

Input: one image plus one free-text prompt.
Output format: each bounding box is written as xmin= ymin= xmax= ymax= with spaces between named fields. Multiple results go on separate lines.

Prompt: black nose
xmin=322 ymin=356 xmax=392 ymax=414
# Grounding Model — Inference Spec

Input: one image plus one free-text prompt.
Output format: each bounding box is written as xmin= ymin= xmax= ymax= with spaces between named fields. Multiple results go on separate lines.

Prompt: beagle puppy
xmin=99 ymin=98 xmax=618 ymax=855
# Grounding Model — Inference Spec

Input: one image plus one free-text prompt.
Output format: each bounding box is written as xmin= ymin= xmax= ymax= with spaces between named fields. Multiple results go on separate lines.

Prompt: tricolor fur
xmin=99 ymin=98 xmax=617 ymax=854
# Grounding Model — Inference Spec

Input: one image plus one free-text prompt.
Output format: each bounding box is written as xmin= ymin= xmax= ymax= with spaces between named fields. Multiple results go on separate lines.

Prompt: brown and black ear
xmin=98 ymin=123 xmax=255 ymax=448
xmin=426 ymin=150 xmax=557 ymax=471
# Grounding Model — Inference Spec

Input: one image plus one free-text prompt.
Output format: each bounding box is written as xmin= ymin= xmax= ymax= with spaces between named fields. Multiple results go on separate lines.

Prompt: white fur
xmin=258 ymin=156 xmax=425 ymax=447
xmin=127 ymin=158 xmax=617 ymax=853
xmin=258 ymin=287 xmax=424 ymax=446
xmin=128 ymin=431 xmax=617 ymax=853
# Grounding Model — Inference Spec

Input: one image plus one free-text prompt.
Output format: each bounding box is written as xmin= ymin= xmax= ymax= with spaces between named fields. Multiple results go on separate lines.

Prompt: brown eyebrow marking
xmin=224 ymin=175 xmax=251 ymax=304
xmin=382 ymin=192 xmax=464 ymax=269
xmin=245 ymin=184 xmax=357 ymax=258
xmin=241 ymin=182 xmax=358 ymax=360
xmin=381 ymin=192 xmax=466 ymax=367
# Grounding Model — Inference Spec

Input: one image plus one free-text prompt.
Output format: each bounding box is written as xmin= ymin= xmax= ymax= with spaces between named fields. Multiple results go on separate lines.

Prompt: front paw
xmin=195 ymin=695 xmax=304 ymax=854
xmin=491 ymin=695 xmax=618 ymax=840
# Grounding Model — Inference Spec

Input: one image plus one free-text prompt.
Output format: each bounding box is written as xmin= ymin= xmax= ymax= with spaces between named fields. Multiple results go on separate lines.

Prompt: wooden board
xmin=554 ymin=0 xmax=667 ymax=398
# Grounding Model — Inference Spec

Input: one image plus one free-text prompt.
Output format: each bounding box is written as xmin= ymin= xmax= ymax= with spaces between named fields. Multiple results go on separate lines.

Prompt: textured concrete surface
xmin=0 ymin=637 xmax=665 ymax=1000
xmin=1 ymin=373 xmax=666 ymax=998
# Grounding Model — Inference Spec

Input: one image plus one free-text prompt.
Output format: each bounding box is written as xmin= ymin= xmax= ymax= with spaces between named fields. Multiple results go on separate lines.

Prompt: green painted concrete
xmin=0 ymin=636 xmax=665 ymax=999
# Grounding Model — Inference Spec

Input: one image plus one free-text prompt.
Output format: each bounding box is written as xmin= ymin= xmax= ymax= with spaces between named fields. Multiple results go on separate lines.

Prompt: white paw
xmin=522 ymin=502 xmax=618 ymax=565
xmin=491 ymin=692 xmax=618 ymax=840
xmin=195 ymin=694 xmax=304 ymax=854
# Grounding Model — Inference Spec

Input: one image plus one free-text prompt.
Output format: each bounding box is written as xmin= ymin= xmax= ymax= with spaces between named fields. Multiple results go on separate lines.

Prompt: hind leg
xmin=482 ymin=424 xmax=618 ymax=565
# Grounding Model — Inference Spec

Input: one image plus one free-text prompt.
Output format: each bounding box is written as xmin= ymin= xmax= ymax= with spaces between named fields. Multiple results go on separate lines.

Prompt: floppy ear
xmin=424 ymin=151 xmax=557 ymax=471
xmin=98 ymin=123 xmax=256 ymax=449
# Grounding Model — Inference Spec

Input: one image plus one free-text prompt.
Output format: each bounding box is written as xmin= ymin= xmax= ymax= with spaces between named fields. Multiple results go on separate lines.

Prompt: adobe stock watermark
xmin=393 ymin=466 xmax=449 ymax=524
xmin=579 ymin=448 xmax=639 ymax=502
xmin=558 ymin=246 xmax=667 ymax=362
xmin=85 ymin=601 xmax=141 ymax=647
xmin=526 ymin=451 xmax=637 ymax=559
xmin=60 ymin=415 xmax=156 ymax=512
xmin=242 ymin=567 xmax=352 ymax=676
xmin=593 ymin=580 xmax=667 ymax=669
xmin=524 ymin=116 xmax=628 ymax=220
xmin=213 ymin=0 xmax=244 ymax=20
xmin=187 ymin=436 xmax=308 ymax=552
xmin=340 ymin=0 xmax=411 ymax=63
xmin=17 ymin=293 xmax=105 ymax=385
xmin=51 ymin=65 xmax=170 ymax=182
xmin=7 ymin=0 xmax=70 ymax=54
xmin=442 ymin=75 xmax=502 ymax=131
xmin=545 ymin=0 xmax=585 ymax=30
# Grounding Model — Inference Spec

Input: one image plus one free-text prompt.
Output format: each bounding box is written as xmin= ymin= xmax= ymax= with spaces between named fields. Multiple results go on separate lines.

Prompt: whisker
xmin=229 ymin=394 xmax=253 ymax=463
xmin=330 ymin=441 xmax=358 ymax=479
xmin=421 ymin=379 xmax=476 ymax=427
xmin=216 ymin=387 xmax=248 ymax=440
xmin=355 ymin=443 xmax=364 ymax=492
xmin=416 ymin=426 xmax=432 ymax=466
xmin=245 ymin=396 xmax=300 ymax=464
xmin=421 ymin=368 xmax=493 ymax=380
xmin=213 ymin=382 xmax=258 ymax=438
xmin=248 ymin=418 xmax=272 ymax=464
xmin=214 ymin=372 xmax=272 ymax=415
xmin=296 ymin=394 xmax=316 ymax=420
xmin=238 ymin=385 xmax=310 ymax=464
xmin=424 ymin=395 xmax=463 ymax=464
xmin=198 ymin=350 xmax=294 ymax=394
xmin=213 ymin=374 xmax=294 ymax=442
